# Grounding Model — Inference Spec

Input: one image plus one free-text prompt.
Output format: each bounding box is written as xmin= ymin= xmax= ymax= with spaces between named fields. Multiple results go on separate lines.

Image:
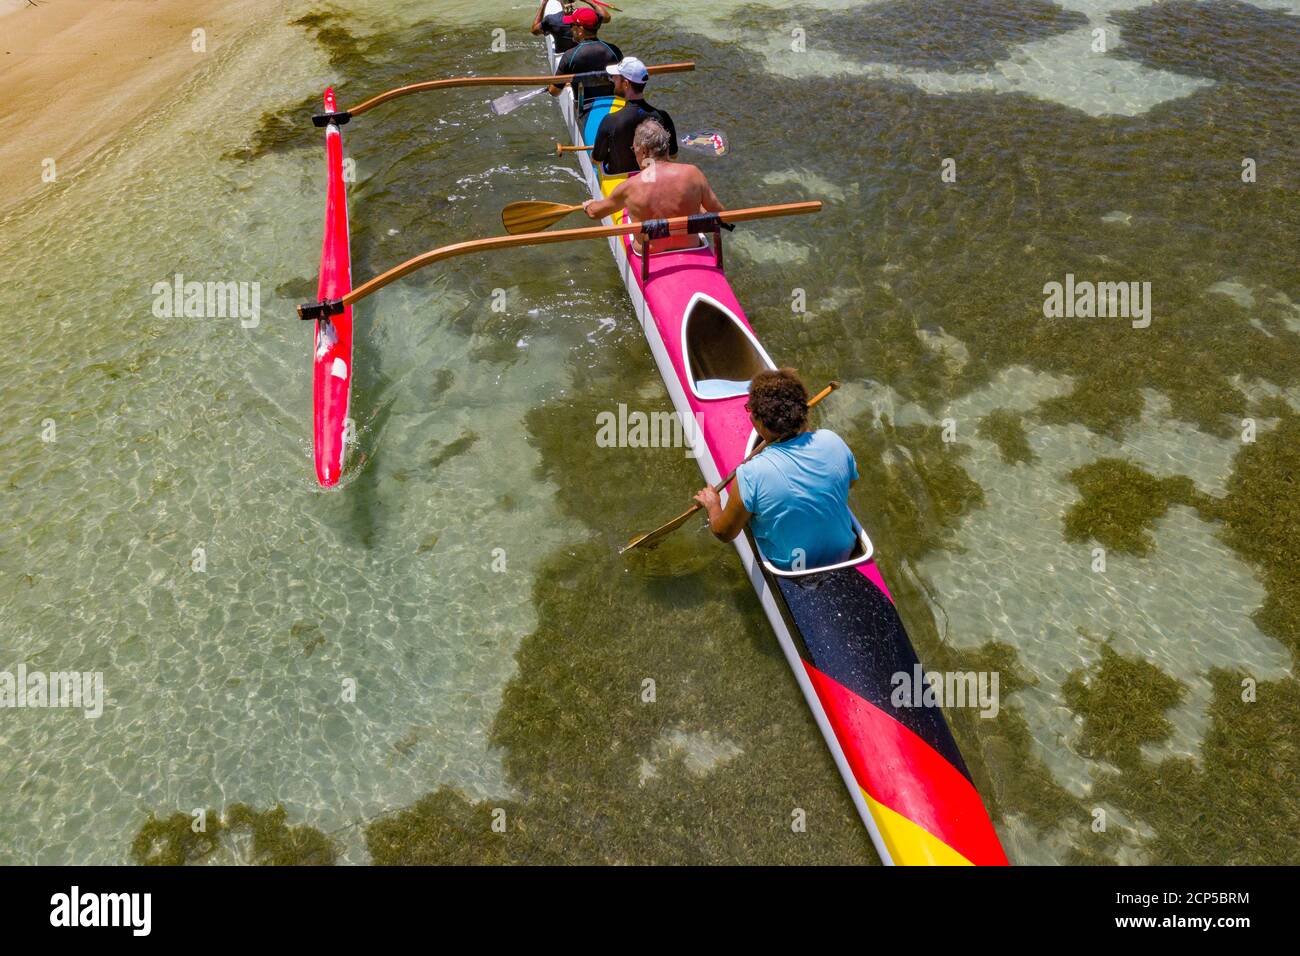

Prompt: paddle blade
xmin=679 ymin=129 xmax=729 ymax=157
xmin=491 ymin=86 xmax=547 ymax=116
xmin=501 ymin=200 xmax=582 ymax=235
xmin=619 ymin=506 xmax=699 ymax=554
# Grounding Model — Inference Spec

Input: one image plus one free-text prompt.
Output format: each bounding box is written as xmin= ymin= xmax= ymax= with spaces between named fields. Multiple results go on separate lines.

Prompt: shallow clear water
xmin=1 ymin=0 xmax=1296 ymax=864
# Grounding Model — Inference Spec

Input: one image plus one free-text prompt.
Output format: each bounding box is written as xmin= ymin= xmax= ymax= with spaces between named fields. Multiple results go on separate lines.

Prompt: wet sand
xmin=0 ymin=0 xmax=263 ymax=217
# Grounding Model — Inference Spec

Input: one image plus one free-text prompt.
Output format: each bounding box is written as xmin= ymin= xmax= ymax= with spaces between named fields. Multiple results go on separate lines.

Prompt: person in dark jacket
xmin=531 ymin=0 xmax=611 ymax=54
xmin=547 ymin=8 xmax=623 ymax=109
xmin=591 ymin=57 xmax=679 ymax=175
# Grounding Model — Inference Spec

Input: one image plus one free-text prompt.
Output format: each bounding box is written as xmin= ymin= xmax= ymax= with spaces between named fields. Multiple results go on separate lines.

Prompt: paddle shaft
xmin=557 ymin=131 xmax=728 ymax=158
xmin=542 ymin=0 xmax=619 ymax=13
xmin=620 ymin=382 xmax=840 ymax=552
xmin=310 ymin=201 xmax=822 ymax=314
xmin=346 ymin=62 xmax=694 ymax=117
xmin=690 ymin=382 xmax=838 ymax=511
xmin=722 ymin=383 xmax=839 ymax=487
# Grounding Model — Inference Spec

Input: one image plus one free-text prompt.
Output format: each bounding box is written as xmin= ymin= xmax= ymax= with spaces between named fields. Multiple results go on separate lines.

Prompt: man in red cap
xmin=547 ymin=5 xmax=623 ymax=110
xmin=531 ymin=1 xmax=611 ymax=55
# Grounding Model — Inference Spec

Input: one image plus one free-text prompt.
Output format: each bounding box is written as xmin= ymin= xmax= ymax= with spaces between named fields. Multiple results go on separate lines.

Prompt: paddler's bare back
xmin=625 ymin=161 xmax=712 ymax=220
xmin=622 ymin=162 xmax=722 ymax=251
xmin=583 ymin=118 xmax=724 ymax=254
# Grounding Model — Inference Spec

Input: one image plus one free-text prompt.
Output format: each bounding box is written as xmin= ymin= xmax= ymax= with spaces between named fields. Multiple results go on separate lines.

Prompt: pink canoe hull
xmin=550 ymin=16 xmax=1009 ymax=864
xmin=622 ymin=237 xmax=892 ymax=595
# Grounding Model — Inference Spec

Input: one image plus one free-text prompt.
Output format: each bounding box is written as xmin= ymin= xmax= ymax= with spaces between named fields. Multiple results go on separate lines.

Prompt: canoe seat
xmin=760 ymin=527 xmax=876 ymax=579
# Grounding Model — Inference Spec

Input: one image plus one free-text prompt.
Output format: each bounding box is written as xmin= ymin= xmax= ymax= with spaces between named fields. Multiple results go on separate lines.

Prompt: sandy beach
xmin=0 ymin=0 xmax=263 ymax=216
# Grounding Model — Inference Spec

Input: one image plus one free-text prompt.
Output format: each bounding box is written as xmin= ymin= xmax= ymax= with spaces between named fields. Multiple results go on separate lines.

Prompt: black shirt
xmin=592 ymin=100 xmax=679 ymax=174
xmin=539 ymin=13 xmax=576 ymax=53
xmin=556 ymin=39 xmax=623 ymax=106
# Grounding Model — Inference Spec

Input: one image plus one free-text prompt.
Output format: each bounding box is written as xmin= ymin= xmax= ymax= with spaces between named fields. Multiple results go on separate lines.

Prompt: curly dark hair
xmin=748 ymin=369 xmax=808 ymax=438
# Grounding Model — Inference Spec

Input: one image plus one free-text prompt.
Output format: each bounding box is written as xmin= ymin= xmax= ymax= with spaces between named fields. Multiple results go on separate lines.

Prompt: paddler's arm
xmin=693 ymin=484 xmax=751 ymax=542
xmin=549 ymin=50 xmax=572 ymax=95
xmin=582 ymin=179 xmax=629 ymax=220
xmin=531 ymin=0 xmax=547 ymax=35
xmin=591 ymin=116 xmax=613 ymax=166
xmin=698 ymin=169 xmax=724 ymax=214
xmin=661 ymin=111 xmax=680 ymax=159
xmin=583 ymin=0 xmax=613 ymax=23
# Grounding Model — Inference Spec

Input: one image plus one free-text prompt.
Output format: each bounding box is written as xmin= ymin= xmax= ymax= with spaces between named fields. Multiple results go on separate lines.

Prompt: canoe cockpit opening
xmin=760 ymin=527 xmax=875 ymax=579
xmin=682 ymin=293 xmax=775 ymax=400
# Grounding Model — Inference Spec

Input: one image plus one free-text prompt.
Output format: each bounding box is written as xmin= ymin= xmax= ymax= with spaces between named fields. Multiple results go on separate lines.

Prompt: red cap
xmin=563 ymin=7 xmax=599 ymax=28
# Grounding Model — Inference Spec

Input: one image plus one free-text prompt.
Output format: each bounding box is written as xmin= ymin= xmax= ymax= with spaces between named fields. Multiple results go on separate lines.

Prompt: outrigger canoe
xmin=308 ymin=87 xmax=354 ymax=487
xmin=541 ymin=2 xmax=1007 ymax=865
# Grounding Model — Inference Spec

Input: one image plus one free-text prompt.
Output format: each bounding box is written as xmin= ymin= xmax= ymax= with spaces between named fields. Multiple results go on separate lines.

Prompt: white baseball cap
xmin=605 ymin=56 xmax=650 ymax=84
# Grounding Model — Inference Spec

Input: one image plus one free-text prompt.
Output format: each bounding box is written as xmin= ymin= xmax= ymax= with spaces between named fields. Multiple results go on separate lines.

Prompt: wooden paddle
xmin=620 ymin=382 xmax=840 ymax=555
xmin=502 ymin=200 xmax=586 ymax=234
xmin=556 ymin=129 xmax=729 ymax=158
xmin=490 ymin=62 xmax=695 ymax=116
xmin=550 ymin=0 xmax=623 ymax=12
xmin=298 ymin=201 xmax=823 ymax=320
xmin=315 ymin=62 xmax=695 ymax=124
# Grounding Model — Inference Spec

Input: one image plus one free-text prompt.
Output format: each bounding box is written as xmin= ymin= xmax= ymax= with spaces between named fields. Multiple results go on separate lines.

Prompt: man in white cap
xmin=592 ymin=56 xmax=679 ymax=175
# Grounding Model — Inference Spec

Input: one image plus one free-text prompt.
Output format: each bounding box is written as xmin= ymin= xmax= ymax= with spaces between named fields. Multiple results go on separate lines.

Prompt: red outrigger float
xmin=308 ymin=88 xmax=354 ymax=487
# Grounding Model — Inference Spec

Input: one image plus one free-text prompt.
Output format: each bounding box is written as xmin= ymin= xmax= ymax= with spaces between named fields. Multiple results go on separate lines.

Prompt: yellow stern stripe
xmin=863 ymin=789 xmax=975 ymax=866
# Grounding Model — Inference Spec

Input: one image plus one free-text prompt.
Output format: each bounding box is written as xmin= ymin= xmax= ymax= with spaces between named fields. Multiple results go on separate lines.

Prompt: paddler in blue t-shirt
xmin=693 ymin=369 xmax=860 ymax=571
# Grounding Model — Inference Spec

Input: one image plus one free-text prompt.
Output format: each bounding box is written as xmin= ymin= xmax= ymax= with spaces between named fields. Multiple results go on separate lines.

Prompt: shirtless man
xmin=581 ymin=119 xmax=723 ymax=254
